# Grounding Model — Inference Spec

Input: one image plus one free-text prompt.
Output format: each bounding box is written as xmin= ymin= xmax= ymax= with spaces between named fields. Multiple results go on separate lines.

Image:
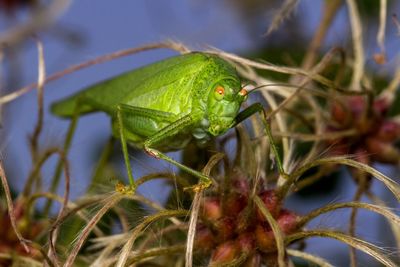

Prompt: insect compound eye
xmin=214 ymin=86 xmax=225 ymax=101
xmin=239 ymin=88 xmax=248 ymax=101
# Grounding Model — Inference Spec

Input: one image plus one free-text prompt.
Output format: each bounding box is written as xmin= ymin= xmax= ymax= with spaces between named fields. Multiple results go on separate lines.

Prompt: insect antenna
xmin=246 ymin=82 xmax=295 ymax=95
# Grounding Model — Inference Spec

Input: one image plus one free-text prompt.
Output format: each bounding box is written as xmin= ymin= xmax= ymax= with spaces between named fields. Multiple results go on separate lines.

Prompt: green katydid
xmin=51 ymin=52 xmax=282 ymax=192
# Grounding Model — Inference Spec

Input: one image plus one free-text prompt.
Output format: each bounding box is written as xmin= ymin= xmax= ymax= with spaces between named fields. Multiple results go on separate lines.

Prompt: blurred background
xmin=1 ymin=0 xmax=399 ymax=266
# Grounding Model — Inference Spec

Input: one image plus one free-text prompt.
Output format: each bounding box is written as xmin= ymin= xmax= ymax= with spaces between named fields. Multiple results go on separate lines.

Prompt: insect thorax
xmin=189 ymin=55 xmax=242 ymax=142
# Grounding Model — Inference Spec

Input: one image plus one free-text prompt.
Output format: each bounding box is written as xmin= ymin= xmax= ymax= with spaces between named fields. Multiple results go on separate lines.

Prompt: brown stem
xmin=349 ymin=173 xmax=370 ymax=267
xmin=29 ymin=38 xmax=45 ymax=161
xmin=301 ymin=0 xmax=343 ymax=70
xmin=0 ymin=161 xmax=31 ymax=253
xmin=0 ymin=41 xmax=189 ymax=104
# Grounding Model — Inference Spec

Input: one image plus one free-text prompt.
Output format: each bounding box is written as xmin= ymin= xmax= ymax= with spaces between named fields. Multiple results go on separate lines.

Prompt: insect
xmin=51 ymin=52 xmax=271 ymax=192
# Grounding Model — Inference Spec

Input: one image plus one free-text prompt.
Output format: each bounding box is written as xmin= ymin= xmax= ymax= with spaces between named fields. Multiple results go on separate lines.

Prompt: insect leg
xmin=117 ymin=104 xmax=212 ymax=191
xmin=143 ymin=115 xmax=213 ymax=190
xmin=233 ymin=103 xmax=286 ymax=177
xmin=115 ymin=104 xmax=179 ymax=191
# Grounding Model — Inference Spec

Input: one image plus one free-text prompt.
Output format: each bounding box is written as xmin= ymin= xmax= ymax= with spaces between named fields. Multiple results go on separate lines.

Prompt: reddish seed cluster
xmin=0 ymin=200 xmax=43 ymax=265
xmin=195 ymin=176 xmax=300 ymax=266
xmin=328 ymin=96 xmax=400 ymax=170
xmin=0 ymin=0 xmax=35 ymax=15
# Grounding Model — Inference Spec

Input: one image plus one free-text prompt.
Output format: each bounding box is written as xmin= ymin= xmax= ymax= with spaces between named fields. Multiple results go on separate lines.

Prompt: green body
xmin=52 ymin=52 xmax=246 ymax=151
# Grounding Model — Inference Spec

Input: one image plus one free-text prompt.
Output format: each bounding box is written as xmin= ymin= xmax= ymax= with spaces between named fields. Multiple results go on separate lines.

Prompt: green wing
xmin=51 ymin=52 xmax=211 ymax=118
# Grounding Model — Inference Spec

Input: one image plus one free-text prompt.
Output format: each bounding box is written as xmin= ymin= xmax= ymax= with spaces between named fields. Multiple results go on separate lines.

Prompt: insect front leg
xmin=143 ymin=115 xmax=214 ymax=191
xmin=233 ymin=103 xmax=287 ymax=178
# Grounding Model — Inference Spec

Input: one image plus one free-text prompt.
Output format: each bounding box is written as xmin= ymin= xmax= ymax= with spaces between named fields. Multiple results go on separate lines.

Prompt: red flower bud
xmin=331 ymin=101 xmax=350 ymax=125
xmin=256 ymin=190 xmax=281 ymax=220
xmin=255 ymin=224 xmax=275 ymax=252
xmin=210 ymin=241 xmax=239 ymax=264
xmin=223 ymin=193 xmax=248 ymax=216
xmin=214 ymin=217 xmax=236 ymax=241
xmin=255 ymin=209 xmax=300 ymax=253
xmin=195 ymin=224 xmax=215 ymax=251
xmin=202 ymin=197 xmax=222 ymax=221
xmin=231 ymin=176 xmax=250 ymax=195
xmin=277 ymin=209 xmax=300 ymax=235
xmin=237 ymin=233 xmax=255 ymax=253
xmin=366 ymin=138 xmax=400 ymax=164
xmin=373 ymin=53 xmax=387 ymax=65
xmin=375 ymin=120 xmax=400 ymax=142
xmin=348 ymin=96 xmax=366 ymax=119
xmin=373 ymin=97 xmax=390 ymax=115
